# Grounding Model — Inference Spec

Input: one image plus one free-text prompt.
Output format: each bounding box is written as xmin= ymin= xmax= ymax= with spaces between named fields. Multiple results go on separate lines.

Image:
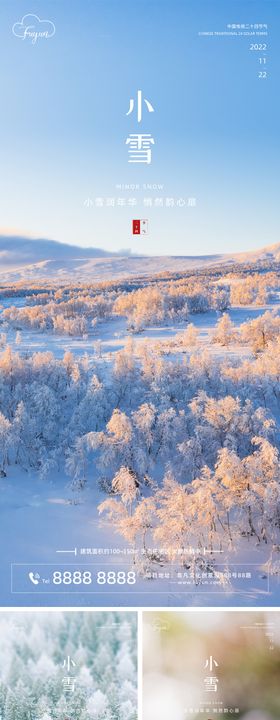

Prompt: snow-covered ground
xmin=0 ymin=302 xmax=274 ymax=361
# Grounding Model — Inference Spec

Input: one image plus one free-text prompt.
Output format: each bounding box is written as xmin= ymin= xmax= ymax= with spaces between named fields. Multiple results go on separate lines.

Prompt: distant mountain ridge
xmin=0 ymin=235 xmax=279 ymax=283
xmin=0 ymin=235 xmax=111 ymax=266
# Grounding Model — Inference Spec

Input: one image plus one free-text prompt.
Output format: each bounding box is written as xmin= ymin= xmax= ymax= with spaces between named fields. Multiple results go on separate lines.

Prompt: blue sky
xmin=0 ymin=0 xmax=279 ymax=256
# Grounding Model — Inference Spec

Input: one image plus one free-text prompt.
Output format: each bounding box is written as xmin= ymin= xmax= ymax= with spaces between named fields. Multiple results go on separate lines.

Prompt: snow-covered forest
xmin=0 ymin=611 xmax=137 ymax=720
xmin=1 ymin=259 xmax=280 ymax=602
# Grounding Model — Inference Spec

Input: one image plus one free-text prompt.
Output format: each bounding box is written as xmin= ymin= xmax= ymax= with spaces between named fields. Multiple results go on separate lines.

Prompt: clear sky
xmin=0 ymin=0 xmax=279 ymax=256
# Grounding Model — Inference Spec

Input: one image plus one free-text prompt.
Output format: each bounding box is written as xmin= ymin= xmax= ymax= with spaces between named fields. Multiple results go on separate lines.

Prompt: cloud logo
xmin=12 ymin=14 xmax=55 ymax=44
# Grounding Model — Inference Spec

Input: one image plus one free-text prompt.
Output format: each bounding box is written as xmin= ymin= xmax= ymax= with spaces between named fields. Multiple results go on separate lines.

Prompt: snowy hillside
xmin=0 ymin=235 xmax=280 ymax=282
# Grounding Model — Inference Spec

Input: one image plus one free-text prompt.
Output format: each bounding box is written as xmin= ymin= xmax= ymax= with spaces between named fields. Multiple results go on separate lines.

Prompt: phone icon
xmin=28 ymin=572 xmax=40 ymax=585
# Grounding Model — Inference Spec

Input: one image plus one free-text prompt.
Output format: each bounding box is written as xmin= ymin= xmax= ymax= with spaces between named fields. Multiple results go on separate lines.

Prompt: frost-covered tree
xmin=176 ymin=323 xmax=199 ymax=348
xmin=0 ymin=412 xmax=12 ymax=476
xmin=214 ymin=437 xmax=280 ymax=542
xmin=240 ymin=310 xmax=280 ymax=353
xmin=86 ymin=690 xmax=108 ymax=719
xmin=153 ymin=471 xmax=192 ymax=562
xmin=212 ymin=313 xmax=236 ymax=346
